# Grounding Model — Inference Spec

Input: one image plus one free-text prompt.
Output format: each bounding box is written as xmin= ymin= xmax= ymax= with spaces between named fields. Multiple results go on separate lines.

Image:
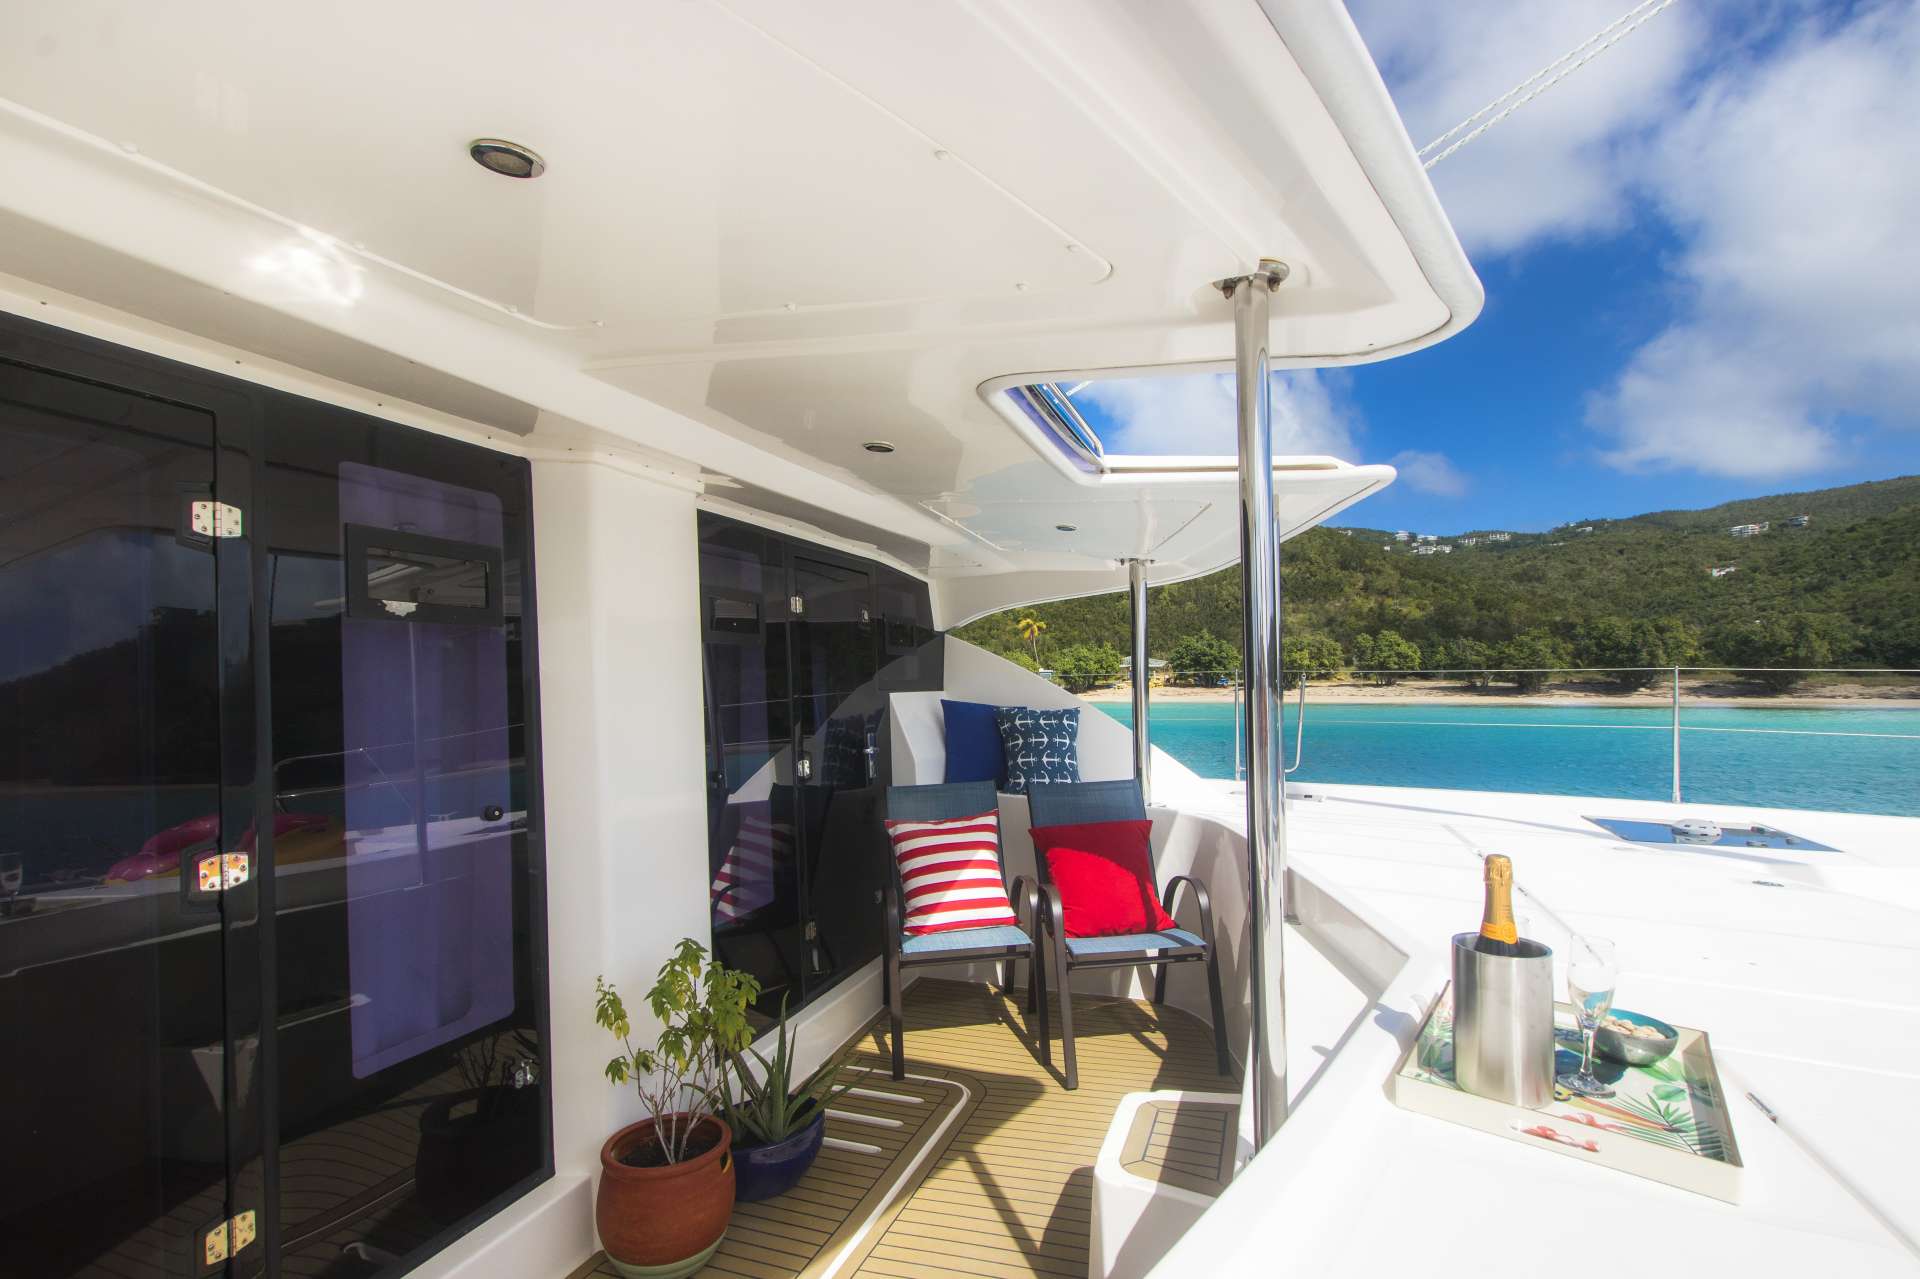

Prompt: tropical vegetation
xmin=957 ymin=477 xmax=1920 ymax=691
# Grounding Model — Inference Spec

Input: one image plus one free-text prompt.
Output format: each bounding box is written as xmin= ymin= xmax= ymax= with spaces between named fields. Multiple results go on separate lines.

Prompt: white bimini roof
xmin=0 ymin=0 xmax=1480 ymax=624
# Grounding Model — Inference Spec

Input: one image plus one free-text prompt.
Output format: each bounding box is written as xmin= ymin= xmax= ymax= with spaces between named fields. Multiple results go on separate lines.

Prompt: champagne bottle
xmin=1474 ymin=854 xmax=1522 ymax=956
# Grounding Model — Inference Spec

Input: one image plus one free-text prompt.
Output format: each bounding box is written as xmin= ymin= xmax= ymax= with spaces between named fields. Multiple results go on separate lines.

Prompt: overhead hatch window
xmin=1001 ymin=370 xmax=1347 ymax=477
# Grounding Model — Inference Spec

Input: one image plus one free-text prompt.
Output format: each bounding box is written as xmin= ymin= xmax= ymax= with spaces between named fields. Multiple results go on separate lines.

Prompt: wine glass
xmin=1559 ymin=935 xmax=1619 ymax=1098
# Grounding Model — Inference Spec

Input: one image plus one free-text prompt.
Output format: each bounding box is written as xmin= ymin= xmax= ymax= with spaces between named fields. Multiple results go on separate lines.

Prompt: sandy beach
xmin=1075 ymin=679 xmax=1920 ymax=711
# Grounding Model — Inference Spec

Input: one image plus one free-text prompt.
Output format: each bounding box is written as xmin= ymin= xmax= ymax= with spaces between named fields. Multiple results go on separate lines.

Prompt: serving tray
xmin=1391 ymin=982 xmax=1743 ymax=1203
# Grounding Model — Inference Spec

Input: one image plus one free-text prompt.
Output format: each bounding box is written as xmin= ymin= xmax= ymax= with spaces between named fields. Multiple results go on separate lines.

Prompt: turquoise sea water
xmin=1096 ymin=701 xmax=1920 ymax=818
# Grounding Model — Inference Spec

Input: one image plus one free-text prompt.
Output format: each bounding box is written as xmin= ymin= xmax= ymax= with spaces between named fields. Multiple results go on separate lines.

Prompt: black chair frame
xmin=881 ymin=781 xmax=1048 ymax=1080
xmin=1028 ymin=779 xmax=1231 ymax=1090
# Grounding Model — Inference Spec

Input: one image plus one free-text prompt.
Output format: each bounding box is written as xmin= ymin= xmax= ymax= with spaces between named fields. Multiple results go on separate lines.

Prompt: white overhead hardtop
xmin=0 ymin=0 xmax=1478 ymax=622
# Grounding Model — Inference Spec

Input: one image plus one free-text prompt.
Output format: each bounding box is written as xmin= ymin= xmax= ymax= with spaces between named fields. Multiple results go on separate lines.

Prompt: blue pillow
xmin=994 ymin=706 xmax=1081 ymax=794
xmin=941 ymin=699 xmax=1007 ymax=788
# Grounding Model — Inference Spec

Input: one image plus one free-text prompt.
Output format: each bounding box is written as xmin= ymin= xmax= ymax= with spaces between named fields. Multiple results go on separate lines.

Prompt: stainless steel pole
xmin=1128 ymin=557 xmax=1152 ymax=804
xmin=1671 ymin=665 xmax=1682 ymax=804
xmin=1233 ymin=678 xmax=1243 ymax=782
xmin=1220 ymin=258 xmax=1290 ymax=1147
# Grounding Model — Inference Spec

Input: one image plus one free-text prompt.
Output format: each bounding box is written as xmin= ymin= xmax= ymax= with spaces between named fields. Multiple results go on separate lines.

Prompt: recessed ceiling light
xmin=1056 ymin=523 xmax=1077 ymax=532
xmin=469 ymin=138 xmax=546 ymax=179
xmin=863 ymin=441 xmax=896 ymax=454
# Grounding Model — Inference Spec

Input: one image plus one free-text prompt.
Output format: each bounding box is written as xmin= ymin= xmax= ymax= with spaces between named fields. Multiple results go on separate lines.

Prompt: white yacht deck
xmin=1155 ymin=781 xmax=1920 ymax=1275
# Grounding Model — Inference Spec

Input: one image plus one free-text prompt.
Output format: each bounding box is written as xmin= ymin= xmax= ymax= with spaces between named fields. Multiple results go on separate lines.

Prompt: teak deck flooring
xmin=576 ymin=977 xmax=1237 ymax=1279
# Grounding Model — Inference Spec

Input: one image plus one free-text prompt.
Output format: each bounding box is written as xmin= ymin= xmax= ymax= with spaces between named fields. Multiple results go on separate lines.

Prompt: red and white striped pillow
xmin=711 ymin=814 xmax=791 ymax=922
xmin=883 ymin=809 xmax=1019 ymax=936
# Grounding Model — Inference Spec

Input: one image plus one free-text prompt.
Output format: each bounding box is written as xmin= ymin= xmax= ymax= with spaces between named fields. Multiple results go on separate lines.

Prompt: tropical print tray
xmin=1392 ymin=983 xmax=1743 ymax=1202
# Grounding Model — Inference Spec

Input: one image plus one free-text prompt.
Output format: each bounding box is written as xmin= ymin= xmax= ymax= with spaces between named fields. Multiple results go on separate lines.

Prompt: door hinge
xmin=201 ymin=1209 xmax=256 ymax=1268
xmin=789 ymin=594 xmax=805 ymax=615
xmin=190 ymin=500 xmax=244 ymax=539
xmin=194 ymin=850 xmax=251 ymax=893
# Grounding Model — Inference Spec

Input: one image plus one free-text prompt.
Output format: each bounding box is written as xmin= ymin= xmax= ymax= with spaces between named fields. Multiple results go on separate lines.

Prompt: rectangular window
xmin=709 ymin=596 xmax=761 ymax=637
xmin=344 ymin=524 xmax=504 ymax=625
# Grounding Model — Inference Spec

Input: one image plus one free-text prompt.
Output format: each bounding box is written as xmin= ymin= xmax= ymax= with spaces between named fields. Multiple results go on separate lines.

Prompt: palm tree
xmin=1017 ymin=616 xmax=1047 ymax=664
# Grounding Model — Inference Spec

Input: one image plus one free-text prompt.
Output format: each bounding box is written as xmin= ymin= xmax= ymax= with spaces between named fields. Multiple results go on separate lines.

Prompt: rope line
xmin=1418 ymin=0 xmax=1667 ymax=156
xmin=1419 ymin=0 xmax=1682 ymax=170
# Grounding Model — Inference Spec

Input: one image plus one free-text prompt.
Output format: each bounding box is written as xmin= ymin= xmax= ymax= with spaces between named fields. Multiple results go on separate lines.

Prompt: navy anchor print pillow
xmin=993 ymin=706 xmax=1082 ymax=793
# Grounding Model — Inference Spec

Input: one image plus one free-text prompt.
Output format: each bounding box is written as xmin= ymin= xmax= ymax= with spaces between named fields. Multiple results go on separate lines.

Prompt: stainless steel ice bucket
xmin=1451 ymin=933 xmax=1554 ymax=1108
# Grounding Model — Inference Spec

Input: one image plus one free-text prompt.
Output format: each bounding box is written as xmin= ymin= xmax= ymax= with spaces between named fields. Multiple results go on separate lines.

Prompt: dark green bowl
xmin=1593 ymin=1008 xmax=1678 ymax=1066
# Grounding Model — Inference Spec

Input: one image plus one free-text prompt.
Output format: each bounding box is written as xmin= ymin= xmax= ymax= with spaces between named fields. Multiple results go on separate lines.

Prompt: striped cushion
xmin=711 ymin=814 xmax=790 ymax=922
xmin=883 ymin=809 xmax=1019 ymax=936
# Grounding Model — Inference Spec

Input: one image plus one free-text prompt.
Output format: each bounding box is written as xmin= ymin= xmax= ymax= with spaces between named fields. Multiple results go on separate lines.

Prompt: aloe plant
xmin=724 ymin=996 xmax=857 ymax=1146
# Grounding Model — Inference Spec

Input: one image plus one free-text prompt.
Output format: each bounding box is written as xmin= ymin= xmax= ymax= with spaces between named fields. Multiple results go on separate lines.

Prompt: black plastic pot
xmin=730 ymin=1108 xmax=827 ymax=1203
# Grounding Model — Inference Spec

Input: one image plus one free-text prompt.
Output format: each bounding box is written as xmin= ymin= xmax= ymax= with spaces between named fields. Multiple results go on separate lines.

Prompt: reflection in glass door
xmin=700 ymin=521 xmax=802 ymax=1020
xmin=789 ymin=554 xmax=882 ymax=1004
xmin=699 ymin=518 xmax=936 ymax=1023
xmin=0 ymin=362 xmax=230 ymax=1277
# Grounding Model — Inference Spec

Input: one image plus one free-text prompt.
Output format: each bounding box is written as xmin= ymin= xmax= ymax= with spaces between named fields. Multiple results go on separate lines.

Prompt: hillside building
xmin=1710 ymin=565 xmax=1738 ymax=578
xmin=1786 ymin=514 xmax=1812 ymax=527
xmin=1730 ymin=522 xmax=1768 ymax=537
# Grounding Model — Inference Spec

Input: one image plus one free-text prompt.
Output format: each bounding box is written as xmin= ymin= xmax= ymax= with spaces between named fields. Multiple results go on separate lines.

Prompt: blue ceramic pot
xmin=731 ymin=1108 xmax=826 ymax=1203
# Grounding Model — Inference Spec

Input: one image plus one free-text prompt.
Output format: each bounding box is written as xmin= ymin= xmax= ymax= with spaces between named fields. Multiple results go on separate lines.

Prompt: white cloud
xmin=1590 ymin=2 xmax=1920 ymax=476
xmin=1077 ymin=370 xmax=1359 ymax=458
xmin=1349 ymin=0 xmax=1705 ymax=254
xmin=1353 ymin=0 xmax=1920 ymax=480
xmin=1388 ymin=449 xmax=1471 ymax=498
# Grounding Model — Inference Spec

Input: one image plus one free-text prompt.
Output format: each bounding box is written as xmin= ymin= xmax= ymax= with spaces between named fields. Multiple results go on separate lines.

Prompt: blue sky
xmin=1069 ymin=0 xmax=1920 ymax=535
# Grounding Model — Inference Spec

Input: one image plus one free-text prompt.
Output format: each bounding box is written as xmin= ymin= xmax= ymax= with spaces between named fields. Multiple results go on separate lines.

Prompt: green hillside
xmin=955 ymin=476 xmax=1920 ymax=684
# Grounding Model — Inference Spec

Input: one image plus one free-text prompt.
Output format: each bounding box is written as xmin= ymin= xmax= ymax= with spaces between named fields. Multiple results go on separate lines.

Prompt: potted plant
xmin=594 ymin=940 xmax=759 ymax=1279
xmin=723 ymin=998 xmax=856 ymax=1202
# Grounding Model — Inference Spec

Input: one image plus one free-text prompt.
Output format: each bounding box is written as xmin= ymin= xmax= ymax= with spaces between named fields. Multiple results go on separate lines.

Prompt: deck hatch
xmin=1587 ymin=816 xmax=1837 ymax=852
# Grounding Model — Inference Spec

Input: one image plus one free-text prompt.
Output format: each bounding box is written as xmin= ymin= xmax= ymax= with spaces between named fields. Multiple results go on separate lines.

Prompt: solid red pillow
xmin=1030 ymin=819 xmax=1177 ymax=938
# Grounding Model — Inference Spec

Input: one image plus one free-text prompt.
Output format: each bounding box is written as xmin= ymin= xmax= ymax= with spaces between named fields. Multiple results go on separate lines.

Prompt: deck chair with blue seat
xmin=881 ymin=780 xmax=1047 ymax=1080
xmin=1026 ymin=778 xmax=1230 ymax=1090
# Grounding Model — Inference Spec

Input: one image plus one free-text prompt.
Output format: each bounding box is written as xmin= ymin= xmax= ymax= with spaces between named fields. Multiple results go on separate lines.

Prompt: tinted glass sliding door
xmin=261 ymin=410 xmax=547 ymax=1274
xmin=0 ymin=360 xmax=240 ymax=1277
xmin=789 ymin=553 xmax=882 ymax=1003
xmin=0 ymin=318 xmax=550 ymax=1278
xmin=699 ymin=514 xmax=941 ymax=1022
xmin=701 ymin=521 xmax=802 ymax=1018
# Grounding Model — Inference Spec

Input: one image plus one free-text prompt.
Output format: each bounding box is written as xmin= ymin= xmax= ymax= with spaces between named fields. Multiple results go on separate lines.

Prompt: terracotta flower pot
xmin=596 ymin=1115 xmax=735 ymax=1279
